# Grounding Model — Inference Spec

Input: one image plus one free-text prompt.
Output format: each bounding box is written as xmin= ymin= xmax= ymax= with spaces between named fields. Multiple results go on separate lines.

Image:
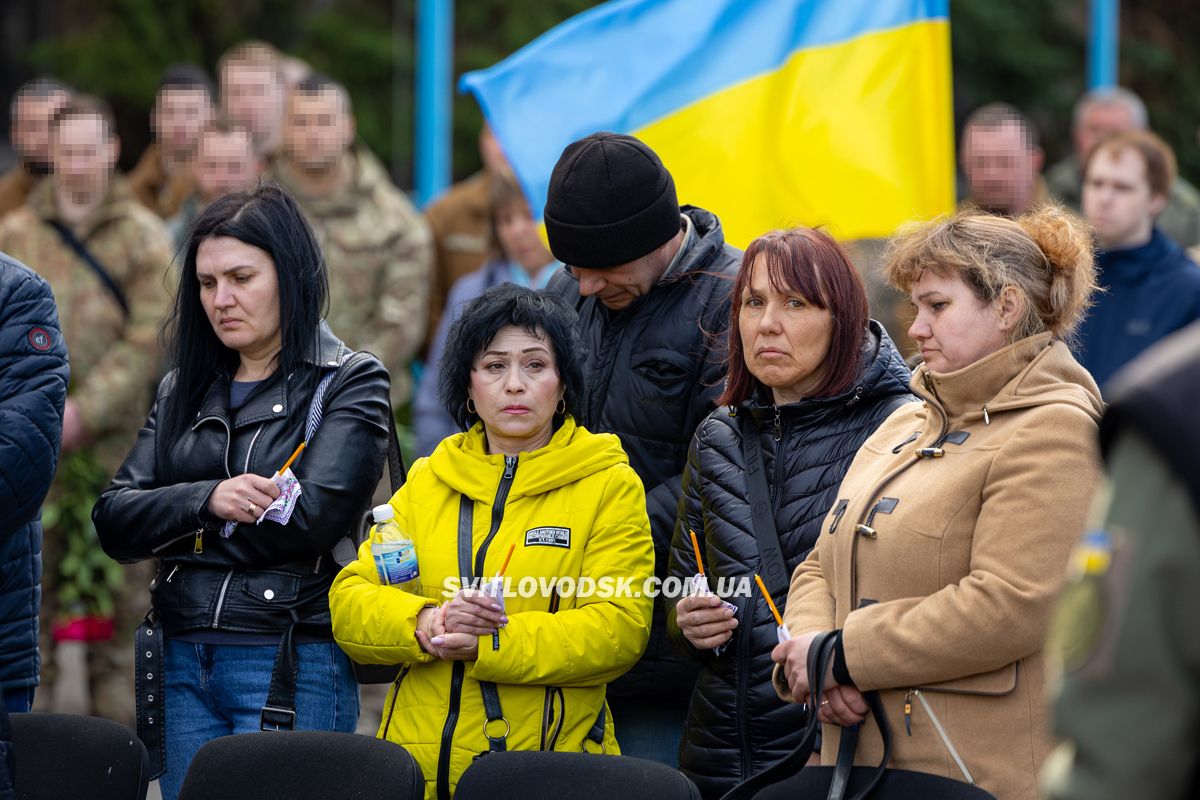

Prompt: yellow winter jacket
xmin=330 ymin=416 xmax=654 ymax=799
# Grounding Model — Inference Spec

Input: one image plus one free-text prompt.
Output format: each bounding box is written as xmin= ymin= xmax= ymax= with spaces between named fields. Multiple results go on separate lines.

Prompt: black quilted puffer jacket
xmin=666 ymin=321 xmax=915 ymax=799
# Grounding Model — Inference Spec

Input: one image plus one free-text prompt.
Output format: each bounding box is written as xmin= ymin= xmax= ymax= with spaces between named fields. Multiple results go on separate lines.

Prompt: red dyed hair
xmin=719 ymin=227 xmax=868 ymax=407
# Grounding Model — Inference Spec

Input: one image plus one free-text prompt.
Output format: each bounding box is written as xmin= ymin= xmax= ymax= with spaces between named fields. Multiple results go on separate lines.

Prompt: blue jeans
xmin=610 ymin=701 xmax=685 ymax=767
xmin=159 ymin=639 xmax=359 ymax=800
xmin=2 ymin=687 xmax=34 ymax=714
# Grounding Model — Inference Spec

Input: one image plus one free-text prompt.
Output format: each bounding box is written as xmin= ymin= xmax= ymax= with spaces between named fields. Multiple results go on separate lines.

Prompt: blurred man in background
xmin=960 ymin=102 xmax=1047 ymax=217
xmin=422 ymin=122 xmax=509 ymax=355
xmin=1047 ymin=86 xmax=1200 ymax=249
xmin=1076 ymin=129 xmax=1200 ymax=390
xmin=166 ymin=119 xmax=260 ymax=246
xmin=0 ymin=78 xmax=71 ymax=217
xmin=270 ymin=74 xmax=432 ymax=406
xmin=128 ymin=64 xmax=215 ymax=220
xmin=218 ymin=40 xmax=286 ymax=161
xmin=0 ymin=97 xmax=172 ymax=726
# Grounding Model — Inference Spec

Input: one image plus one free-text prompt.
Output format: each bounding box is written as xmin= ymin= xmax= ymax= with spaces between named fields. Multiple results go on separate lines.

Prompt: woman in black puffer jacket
xmin=666 ymin=228 xmax=915 ymax=798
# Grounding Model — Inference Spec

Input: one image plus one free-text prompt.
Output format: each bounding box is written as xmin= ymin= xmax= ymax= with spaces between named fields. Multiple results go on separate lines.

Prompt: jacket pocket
xmin=916 ymin=660 xmax=1019 ymax=696
xmin=631 ymin=348 xmax=691 ymax=387
xmin=240 ymin=570 xmax=302 ymax=605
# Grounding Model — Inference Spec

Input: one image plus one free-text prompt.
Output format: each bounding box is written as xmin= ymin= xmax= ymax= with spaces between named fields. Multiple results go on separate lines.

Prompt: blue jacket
xmin=0 ymin=253 xmax=68 ymax=692
xmin=1076 ymin=229 xmax=1200 ymax=391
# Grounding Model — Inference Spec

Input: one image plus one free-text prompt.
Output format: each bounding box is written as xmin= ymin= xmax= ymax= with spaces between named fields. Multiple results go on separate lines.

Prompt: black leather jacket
xmin=94 ymin=325 xmax=390 ymax=637
xmin=667 ymin=322 xmax=916 ymax=798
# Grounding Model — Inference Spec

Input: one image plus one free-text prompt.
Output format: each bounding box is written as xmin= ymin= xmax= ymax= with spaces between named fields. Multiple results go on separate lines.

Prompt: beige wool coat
xmin=779 ymin=334 xmax=1104 ymax=800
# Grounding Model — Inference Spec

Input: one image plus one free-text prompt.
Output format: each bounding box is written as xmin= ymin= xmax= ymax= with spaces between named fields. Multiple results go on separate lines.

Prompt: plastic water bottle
xmin=370 ymin=505 xmax=421 ymax=594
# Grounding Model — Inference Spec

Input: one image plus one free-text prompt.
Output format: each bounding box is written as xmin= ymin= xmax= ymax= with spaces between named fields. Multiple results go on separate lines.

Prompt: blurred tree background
xmin=1 ymin=0 xmax=1197 ymax=196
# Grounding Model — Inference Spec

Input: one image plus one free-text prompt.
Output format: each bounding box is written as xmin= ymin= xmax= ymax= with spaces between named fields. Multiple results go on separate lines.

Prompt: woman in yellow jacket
xmin=331 ymin=285 xmax=654 ymax=800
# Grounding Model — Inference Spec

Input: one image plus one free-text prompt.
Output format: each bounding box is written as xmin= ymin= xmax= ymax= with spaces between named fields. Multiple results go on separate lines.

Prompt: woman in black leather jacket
xmin=665 ymin=227 xmax=915 ymax=798
xmin=94 ymin=185 xmax=390 ymax=800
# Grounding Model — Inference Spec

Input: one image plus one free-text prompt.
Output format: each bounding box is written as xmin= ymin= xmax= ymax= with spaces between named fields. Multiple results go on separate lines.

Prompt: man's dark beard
xmin=24 ymin=158 xmax=53 ymax=177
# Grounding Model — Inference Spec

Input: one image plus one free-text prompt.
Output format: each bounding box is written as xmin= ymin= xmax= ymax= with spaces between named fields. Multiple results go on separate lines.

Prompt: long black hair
xmin=160 ymin=183 xmax=328 ymax=443
xmin=439 ymin=284 xmax=583 ymax=430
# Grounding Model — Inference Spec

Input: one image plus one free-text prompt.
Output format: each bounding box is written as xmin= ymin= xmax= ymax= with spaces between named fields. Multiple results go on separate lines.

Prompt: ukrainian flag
xmin=461 ymin=0 xmax=954 ymax=247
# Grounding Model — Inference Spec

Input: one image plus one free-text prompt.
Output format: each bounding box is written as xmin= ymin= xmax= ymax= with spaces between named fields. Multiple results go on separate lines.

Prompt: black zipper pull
xmin=904 ymin=690 xmax=913 ymax=735
xmin=847 ymin=386 xmax=863 ymax=407
xmin=773 ymin=406 xmax=781 ymax=441
xmin=194 ymin=528 xmax=204 ymax=554
xmin=503 ymin=455 xmax=516 ymax=480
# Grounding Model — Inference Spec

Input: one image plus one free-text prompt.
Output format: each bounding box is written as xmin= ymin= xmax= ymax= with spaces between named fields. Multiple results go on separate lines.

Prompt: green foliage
xmin=42 ymin=451 xmax=123 ymax=620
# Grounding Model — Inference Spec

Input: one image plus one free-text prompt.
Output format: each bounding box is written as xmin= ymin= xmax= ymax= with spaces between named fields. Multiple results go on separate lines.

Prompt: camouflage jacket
xmin=270 ymin=145 xmax=432 ymax=404
xmin=0 ymin=178 xmax=173 ymax=470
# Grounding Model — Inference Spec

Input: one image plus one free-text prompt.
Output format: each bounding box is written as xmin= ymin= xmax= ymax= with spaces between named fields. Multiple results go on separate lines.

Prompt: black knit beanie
xmin=543 ymin=132 xmax=681 ymax=269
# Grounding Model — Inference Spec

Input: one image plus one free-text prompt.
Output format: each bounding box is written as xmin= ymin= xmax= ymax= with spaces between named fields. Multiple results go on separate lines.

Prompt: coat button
xmin=272 ymin=403 xmax=283 ymax=413
xmin=264 ymin=589 xmax=275 ymax=600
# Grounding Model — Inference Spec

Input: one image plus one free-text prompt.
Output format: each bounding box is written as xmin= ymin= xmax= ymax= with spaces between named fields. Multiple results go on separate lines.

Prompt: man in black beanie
xmin=544 ymin=132 xmax=741 ymax=766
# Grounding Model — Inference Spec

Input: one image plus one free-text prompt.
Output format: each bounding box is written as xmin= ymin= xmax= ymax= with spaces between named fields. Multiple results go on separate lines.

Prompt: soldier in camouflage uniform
xmin=269 ymin=74 xmax=431 ymax=405
xmin=0 ymin=78 xmax=70 ymax=218
xmin=0 ymin=97 xmax=172 ymax=726
xmin=127 ymin=65 xmax=214 ymax=220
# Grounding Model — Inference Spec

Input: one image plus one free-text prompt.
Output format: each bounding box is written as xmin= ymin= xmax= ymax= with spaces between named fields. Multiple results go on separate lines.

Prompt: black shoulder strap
xmin=387 ymin=410 xmax=407 ymax=492
xmin=455 ymin=494 xmax=507 ymax=754
xmin=738 ymin=412 xmax=790 ymax=601
xmin=718 ymin=632 xmax=836 ymax=800
xmin=46 ymin=219 xmax=129 ymax=319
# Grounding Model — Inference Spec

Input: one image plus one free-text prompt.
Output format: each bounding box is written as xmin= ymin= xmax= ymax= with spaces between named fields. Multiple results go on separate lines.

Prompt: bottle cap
xmin=372 ymin=504 xmax=395 ymax=524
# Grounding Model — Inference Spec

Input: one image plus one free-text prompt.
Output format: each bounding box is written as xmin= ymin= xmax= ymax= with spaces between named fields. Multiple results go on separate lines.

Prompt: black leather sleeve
xmin=93 ymin=379 xmax=224 ymax=564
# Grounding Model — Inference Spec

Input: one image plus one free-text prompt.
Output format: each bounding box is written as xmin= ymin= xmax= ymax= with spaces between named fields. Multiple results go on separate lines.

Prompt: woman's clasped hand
xmin=415 ymin=590 xmax=509 ymax=660
xmin=770 ymin=631 xmax=867 ymax=727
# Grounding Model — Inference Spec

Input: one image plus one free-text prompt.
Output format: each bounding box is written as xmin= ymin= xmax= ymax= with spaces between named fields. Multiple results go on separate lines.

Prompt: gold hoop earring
xmin=556 ymin=398 xmax=567 ymax=415
xmin=466 ymin=398 xmax=476 ymax=415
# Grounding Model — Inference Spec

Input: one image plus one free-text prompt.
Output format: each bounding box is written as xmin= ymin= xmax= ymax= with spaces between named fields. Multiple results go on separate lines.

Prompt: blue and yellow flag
xmin=461 ymin=0 xmax=954 ymax=247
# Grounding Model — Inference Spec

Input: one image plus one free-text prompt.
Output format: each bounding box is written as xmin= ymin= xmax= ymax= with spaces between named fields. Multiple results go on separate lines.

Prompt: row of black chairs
xmin=6 ymin=712 xmax=701 ymax=799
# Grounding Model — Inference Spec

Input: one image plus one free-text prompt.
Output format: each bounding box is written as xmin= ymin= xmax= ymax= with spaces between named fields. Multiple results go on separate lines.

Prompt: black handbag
xmin=720 ymin=632 xmax=997 ymax=800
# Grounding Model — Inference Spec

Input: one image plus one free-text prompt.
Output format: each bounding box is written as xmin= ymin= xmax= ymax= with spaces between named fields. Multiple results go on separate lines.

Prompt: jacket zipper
xmin=436 ymin=661 xmax=466 ymax=800
xmin=903 ymin=689 xmax=976 ymax=785
xmin=735 ymin=594 xmax=755 ymax=779
xmin=473 ymin=456 xmax=518 ymax=576
xmin=211 ymin=422 xmax=266 ymax=629
xmin=541 ymin=586 xmax=562 ymax=751
xmin=151 ymin=527 xmax=205 ymax=555
xmin=380 ymin=665 xmax=411 ymax=738
xmin=192 ymin=414 xmax=234 ymax=478
xmin=435 ymin=455 xmax=519 ymax=799
xmin=848 ymin=384 xmax=951 ymax=606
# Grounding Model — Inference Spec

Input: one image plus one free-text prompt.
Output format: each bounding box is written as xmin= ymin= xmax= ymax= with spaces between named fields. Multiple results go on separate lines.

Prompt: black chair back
xmin=177 ymin=730 xmax=423 ymax=800
xmin=8 ymin=712 xmax=149 ymax=800
xmin=455 ymin=751 xmax=702 ymax=800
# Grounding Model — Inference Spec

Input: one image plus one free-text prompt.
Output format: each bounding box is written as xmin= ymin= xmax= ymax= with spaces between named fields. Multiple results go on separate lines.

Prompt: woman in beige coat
xmin=773 ymin=207 xmax=1103 ymax=800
